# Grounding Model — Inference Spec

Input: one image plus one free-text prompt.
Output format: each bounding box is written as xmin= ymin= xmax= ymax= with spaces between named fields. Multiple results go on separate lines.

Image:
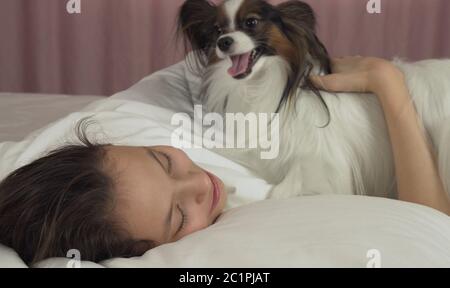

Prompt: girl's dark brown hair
xmin=0 ymin=119 xmax=154 ymax=266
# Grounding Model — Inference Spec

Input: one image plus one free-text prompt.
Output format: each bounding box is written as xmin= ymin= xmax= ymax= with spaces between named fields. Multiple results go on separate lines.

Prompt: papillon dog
xmin=178 ymin=0 xmax=450 ymax=199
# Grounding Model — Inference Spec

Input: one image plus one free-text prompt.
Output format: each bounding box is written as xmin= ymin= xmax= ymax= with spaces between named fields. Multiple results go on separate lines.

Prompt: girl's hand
xmin=310 ymin=56 xmax=405 ymax=95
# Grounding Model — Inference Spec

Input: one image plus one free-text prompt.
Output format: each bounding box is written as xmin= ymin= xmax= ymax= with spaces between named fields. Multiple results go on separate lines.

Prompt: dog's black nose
xmin=217 ymin=37 xmax=234 ymax=52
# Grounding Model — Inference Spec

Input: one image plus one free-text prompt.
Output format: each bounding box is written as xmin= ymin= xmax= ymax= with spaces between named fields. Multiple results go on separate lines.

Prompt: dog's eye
xmin=245 ymin=18 xmax=259 ymax=29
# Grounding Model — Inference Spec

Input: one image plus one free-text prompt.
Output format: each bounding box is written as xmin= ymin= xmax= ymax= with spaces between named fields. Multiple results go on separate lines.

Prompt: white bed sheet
xmin=0 ymin=92 xmax=105 ymax=142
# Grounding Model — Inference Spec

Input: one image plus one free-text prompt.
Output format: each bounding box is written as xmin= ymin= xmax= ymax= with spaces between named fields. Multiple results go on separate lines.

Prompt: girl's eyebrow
xmin=144 ymin=147 xmax=174 ymax=241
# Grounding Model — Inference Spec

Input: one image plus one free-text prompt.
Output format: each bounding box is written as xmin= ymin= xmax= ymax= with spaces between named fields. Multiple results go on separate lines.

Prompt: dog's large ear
xmin=277 ymin=0 xmax=316 ymax=31
xmin=178 ymin=0 xmax=217 ymax=52
xmin=275 ymin=1 xmax=332 ymax=126
xmin=276 ymin=0 xmax=330 ymax=75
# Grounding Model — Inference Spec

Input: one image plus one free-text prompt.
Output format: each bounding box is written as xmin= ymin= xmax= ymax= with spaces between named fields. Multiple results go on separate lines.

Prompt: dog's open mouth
xmin=227 ymin=47 xmax=263 ymax=79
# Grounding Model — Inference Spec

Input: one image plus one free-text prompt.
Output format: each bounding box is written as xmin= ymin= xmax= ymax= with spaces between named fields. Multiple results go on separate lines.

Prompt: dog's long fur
xmin=179 ymin=0 xmax=450 ymax=199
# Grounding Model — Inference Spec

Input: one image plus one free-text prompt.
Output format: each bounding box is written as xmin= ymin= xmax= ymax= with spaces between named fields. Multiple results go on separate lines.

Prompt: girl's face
xmin=104 ymin=145 xmax=227 ymax=246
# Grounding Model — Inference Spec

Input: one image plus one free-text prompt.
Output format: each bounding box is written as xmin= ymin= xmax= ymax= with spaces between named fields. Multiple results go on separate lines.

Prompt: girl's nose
xmin=177 ymin=170 xmax=211 ymax=206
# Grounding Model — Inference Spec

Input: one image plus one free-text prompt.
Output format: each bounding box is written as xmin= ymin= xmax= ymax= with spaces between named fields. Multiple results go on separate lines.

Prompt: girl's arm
xmin=311 ymin=56 xmax=450 ymax=215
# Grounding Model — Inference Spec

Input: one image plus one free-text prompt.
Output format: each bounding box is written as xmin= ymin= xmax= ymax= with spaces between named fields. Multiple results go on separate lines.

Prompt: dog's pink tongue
xmin=228 ymin=52 xmax=251 ymax=77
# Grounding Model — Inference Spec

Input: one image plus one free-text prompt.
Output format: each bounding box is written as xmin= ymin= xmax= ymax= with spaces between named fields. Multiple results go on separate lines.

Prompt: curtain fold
xmin=0 ymin=0 xmax=448 ymax=96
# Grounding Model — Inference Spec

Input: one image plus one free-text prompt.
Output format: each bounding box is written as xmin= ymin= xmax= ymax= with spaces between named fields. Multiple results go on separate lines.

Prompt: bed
xmin=0 ymin=61 xmax=449 ymax=268
xmin=0 ymin=93 xmax=105 ymax=143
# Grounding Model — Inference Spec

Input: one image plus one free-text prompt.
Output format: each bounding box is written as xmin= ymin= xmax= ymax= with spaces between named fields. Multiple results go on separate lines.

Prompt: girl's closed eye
xmin=163 ymin=153 xmax=173 ymax=174
xmin=177 ymin=204 xmax=188 ymax=234
xmin=157 ymin=151 xmax=173 ymax=174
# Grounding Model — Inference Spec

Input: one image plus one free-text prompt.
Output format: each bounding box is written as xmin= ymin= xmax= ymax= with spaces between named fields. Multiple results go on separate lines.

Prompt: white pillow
xmin=110 ymin=58 xmax=203 ymax=114
xmin=34 ymin=195 xmax=450 ymax=268
xmin=0 ymin=244 xmax=28 ymax=268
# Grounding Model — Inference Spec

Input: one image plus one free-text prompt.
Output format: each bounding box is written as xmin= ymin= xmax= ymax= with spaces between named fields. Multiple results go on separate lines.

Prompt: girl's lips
xmin=206 ymin=171 xmax=221 ymax=214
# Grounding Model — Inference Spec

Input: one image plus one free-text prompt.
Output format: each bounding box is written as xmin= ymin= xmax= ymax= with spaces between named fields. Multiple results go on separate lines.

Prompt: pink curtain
xmin=0 ymin=0 xmax=449 ymax=96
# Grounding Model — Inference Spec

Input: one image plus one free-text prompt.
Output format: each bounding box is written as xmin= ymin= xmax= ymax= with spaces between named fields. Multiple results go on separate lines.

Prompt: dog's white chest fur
xmin=200 ymin=57 xmax=450 ymax=199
